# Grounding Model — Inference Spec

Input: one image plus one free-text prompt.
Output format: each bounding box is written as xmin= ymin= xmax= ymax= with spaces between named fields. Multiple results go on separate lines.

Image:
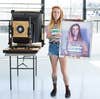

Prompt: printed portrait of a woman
xmin=59 ymin=21 xmax=92 ymax=57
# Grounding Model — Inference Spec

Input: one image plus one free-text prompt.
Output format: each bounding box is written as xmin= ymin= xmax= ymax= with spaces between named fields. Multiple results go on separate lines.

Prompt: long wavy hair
xmin=69 ymin=23 xmax=82 ymax=41
xmin=48 ymin=6 xmax=63 ymax=30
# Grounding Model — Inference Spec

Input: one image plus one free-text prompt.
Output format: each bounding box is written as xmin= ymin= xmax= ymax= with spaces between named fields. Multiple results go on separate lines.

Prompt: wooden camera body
xmin=3 ymin=10 xmax=45 ymax=53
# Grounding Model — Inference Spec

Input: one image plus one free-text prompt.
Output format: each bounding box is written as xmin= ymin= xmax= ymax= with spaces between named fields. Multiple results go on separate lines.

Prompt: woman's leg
xmin=59 ymin=56 xmax=69 ymax=85
xmin=49 ymin=55 xmax=58 ymax=97
xmin=59 ymin=56 xmax=71 ymax=98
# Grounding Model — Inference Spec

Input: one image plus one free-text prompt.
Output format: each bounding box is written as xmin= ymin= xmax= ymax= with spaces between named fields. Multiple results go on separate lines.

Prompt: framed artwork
xmin=59 ymin=20 xmax=92 ymax=57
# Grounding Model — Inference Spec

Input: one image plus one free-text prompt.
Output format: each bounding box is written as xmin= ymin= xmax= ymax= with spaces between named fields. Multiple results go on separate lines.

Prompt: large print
xmin=59 ymin=21 xmax=92 ymax=57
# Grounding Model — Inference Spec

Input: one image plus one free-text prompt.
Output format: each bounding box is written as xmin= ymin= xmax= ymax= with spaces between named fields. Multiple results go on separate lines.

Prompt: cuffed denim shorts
xmin=48 ymin=42 xmax=59 ymax=56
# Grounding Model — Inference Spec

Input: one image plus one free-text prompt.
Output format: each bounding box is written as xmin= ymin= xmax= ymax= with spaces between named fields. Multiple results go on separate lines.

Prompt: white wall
xmin=91 ymin=33 xmax=100 ymax=56
xmin=0 ymin=33 xmax=8 ymax=56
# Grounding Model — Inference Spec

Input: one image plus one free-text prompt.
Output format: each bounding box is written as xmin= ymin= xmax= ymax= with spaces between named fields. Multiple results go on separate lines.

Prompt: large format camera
xmin=3 ymin=10 xmax=44 ymax=53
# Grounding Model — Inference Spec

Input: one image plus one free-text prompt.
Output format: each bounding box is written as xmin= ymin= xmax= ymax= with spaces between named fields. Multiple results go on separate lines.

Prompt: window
xmin=86 ymin=0 xmax=100 ymax=33
xmin=45 ymin=0 xmax=83 ymax=20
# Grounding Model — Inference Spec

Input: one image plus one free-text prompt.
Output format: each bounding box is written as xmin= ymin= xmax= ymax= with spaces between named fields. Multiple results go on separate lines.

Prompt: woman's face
xmin=52 ymin=8 xmax=61 ymax=21
xmin=72 ymin=25 xmax=79 ymax=37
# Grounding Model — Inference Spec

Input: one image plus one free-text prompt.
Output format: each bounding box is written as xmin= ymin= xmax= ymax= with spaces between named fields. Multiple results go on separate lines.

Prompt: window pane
xmin=86 ymin=0 xmax=100 ymax=33
xmin=45 ymin=0 xmax=83 ymax=20
xmin=0 ymin=1 xmax=42 ymax=20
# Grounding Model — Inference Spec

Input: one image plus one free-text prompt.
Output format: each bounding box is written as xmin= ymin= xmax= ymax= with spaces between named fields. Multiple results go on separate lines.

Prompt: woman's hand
xmin=46 ymin=32 xmax=52 ymax=39
xmin=47 ymin=32 xmax=62 ymax=39
xmin=54 ymin=33 xmax=62 ymax=38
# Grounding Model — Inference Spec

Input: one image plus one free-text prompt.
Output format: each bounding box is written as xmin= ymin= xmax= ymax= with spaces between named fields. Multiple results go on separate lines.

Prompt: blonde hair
xmin=48 ymin=6 xmax=63 ymax=30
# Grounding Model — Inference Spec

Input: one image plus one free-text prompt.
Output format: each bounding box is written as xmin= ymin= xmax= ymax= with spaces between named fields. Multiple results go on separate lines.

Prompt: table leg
xmin=35 ymin=56 xmax=37 ymax=76
xmin=9 ymin=56 xmax=12 ymax=90
xmin=33 ymin=56 xmax=35 ymax=90
xmin=17 ymin=56 xmax=19 ymax=76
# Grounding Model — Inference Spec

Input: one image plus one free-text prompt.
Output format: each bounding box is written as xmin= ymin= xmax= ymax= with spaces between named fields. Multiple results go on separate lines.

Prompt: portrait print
xmin=59 ymin=21 xmax=92 ymax=57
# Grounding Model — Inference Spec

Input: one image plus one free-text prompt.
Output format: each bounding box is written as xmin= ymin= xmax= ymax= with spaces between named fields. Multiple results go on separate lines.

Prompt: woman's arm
xmin=46 ymin=26 xmax=61 ymax=39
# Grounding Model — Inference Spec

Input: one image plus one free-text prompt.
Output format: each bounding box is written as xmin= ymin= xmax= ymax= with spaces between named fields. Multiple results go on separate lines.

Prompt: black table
xmin=4 ymin=53 xmax=37 ymax=90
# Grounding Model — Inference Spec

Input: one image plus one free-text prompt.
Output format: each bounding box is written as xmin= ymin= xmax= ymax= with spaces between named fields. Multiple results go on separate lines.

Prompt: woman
xmin=68 ymin=23 xmax=88 ymax=57
xmin=46 ymin=6 xmax=71 ymax=98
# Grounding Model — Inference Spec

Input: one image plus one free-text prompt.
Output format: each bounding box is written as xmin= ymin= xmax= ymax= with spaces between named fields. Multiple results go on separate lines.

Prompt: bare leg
xmin=59 ymin=56 xmax=69 ymax=85
xmin=59 ymin=56 xmax=71 ymax=98
xmin=49 ymin=55 xmax=58 ymax=97
xmin=49 ymin=55 xmax=58 ymax=78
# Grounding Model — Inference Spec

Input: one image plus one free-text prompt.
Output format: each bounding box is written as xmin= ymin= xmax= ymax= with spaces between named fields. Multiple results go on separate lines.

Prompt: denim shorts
xmin=48 ymin=42 xmax=59 ymax=56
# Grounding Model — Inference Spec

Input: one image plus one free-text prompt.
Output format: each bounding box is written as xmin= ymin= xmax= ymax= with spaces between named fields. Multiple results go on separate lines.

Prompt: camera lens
xmin=17 ymin=25 xmax=24 ymax=33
